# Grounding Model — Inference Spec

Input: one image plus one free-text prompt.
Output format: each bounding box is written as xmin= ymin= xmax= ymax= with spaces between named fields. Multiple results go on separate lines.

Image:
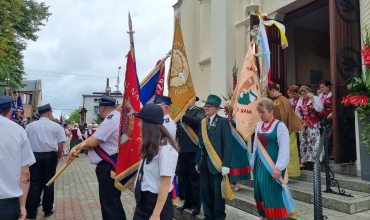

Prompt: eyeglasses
xmin=203 ymin=105 xmax=216 ymax=109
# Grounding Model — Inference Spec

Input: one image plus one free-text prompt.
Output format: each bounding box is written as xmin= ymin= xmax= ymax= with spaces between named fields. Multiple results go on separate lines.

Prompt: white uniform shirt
xmin=26 ymin=117 xmax=66 ymax=152
xmin=88 ymin=110 xmax=120 ymax=164
xmin=135 ymin=144 xmax=178 ymax=193
xmin=163 ymin=114 xmax=176 ymax=140
xmin=0 ymin=115 xmax=36 ymax=199
xmin=250 ymin=121 xmax=290 ymax=171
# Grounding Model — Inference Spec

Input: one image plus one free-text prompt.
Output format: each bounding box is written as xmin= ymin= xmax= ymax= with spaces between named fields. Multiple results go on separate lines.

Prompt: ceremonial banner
xmin=3 ymin=89 xmax=18 ymax=122
xmin=139 ymin=60 xmax=165 ymax=105
xmin=258 ymin=14 xmax=288 ymax=89
xmin=114 ymin=48 xmax=142 ymax=191
xmin=230 ymin=47 xmax=262 ymax=140
xmin=16 ymin=95 xmax=25 ymax=128
xmin=167 ymin=16 xmax=196 ymax=122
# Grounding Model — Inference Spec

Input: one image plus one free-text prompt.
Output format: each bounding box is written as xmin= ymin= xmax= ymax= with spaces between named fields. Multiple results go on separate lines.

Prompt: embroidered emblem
xmin=165 ymin=118 xmax=170 ymax=123
xmin=107 ymin=114 xmax=113 ymax=119
xmin=273 ymin=100 xmax=281 ymax=106
xmin=120 ymin=98 xmax=135 ymax=144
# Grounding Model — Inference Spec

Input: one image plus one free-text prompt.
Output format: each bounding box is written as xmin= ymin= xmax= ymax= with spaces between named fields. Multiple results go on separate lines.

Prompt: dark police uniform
xmin=87 ymin=96 xmax=126 ymax=220
xmin=25 ymin=104 xmax=66 ymax=219
xmin=176 ymin=97 xmax=205 ymax=214
xmin=0 ymin=95 xmax=35 ymax=220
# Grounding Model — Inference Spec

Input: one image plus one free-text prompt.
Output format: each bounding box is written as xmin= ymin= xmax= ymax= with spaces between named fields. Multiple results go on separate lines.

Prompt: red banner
xmin=114 ymin=49 xmax=142 ymax=191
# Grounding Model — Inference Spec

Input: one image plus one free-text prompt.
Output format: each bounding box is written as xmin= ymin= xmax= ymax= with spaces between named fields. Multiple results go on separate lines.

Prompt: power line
xmin=25 ymin=72 xmax=116 ymax=81
xmin=25 ymin=68 xmax=117 ymax=78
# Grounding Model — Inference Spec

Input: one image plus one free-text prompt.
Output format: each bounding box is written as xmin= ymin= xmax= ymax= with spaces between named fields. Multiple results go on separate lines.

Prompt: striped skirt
xmin=254 ymin=152 xmax=289 ymax=220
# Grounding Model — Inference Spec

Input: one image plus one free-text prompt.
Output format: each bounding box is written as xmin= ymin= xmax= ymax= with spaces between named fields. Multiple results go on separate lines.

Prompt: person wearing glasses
xmin=196 ymin=94 xmax=232 ymax=220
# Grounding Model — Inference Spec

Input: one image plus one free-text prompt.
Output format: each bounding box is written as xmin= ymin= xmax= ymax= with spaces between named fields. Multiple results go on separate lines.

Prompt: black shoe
xmin=190 ymin=209 xmax=200 ymax=215
xmin=176 ymin=204 xmax=191 ymax=210
xmin=44 ymin=210 xmax=54 ymax=217
xmin=26 ymin=214 xmax=36 ymax=219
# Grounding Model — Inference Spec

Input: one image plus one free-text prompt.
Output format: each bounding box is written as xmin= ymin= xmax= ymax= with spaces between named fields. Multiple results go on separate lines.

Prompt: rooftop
xmin=19 ymin=80 xmax=42 ymax=91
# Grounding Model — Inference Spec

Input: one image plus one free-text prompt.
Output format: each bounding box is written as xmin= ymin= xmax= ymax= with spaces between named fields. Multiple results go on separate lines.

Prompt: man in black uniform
xmin=176 ymin=96 xmax=205 ymax=215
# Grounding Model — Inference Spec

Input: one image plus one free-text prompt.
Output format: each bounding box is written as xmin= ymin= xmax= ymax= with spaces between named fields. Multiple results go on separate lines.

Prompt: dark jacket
xmin=196 ymin=114 xmax=232 ymax=174
xmin=177 ymin=106 xmax=206 ymax=153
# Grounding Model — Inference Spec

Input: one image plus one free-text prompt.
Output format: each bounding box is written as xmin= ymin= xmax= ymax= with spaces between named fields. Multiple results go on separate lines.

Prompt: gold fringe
xmin=289 ymin=209 xmax=298 ymax=217
xmin=114 ymin=174 xmax=137 ymax=191
xmin=114 ymin=161 xmax=140 ymax=182
xmin=172 ymin=198 xmax=180 ymax=205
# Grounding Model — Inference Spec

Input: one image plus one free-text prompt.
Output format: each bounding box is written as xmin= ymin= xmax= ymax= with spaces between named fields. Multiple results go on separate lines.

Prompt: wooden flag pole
xmin=139 ymin=50 xmax=172 ymax=88
xmin=46 ymin=150 xmax=81 ymax=187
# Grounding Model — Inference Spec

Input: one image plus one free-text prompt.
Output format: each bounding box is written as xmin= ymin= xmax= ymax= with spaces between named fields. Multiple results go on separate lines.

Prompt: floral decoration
xmin=344 ymin=25 xmax=370 ymax=153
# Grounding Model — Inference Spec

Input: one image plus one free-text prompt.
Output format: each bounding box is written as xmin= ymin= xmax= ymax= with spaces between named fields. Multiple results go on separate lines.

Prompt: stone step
xmin=174 ymin=203 xmax=259 ymax=220
xmin=174 ymin=185 xmax=370 ymax=220
xmin=292 ymin=170 xmax=370 ymax=194
xmin=320 ymin=161 xmax=357 ymax=176
xmin=227 ymin=185 xmax=370 ymax=220
xmin=242 ymin=179 xmax=370 ymax=214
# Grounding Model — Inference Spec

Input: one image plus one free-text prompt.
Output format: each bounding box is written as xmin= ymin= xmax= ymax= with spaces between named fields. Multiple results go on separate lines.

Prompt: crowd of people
xmin=0 ymin=79 xmax=333 ymax=220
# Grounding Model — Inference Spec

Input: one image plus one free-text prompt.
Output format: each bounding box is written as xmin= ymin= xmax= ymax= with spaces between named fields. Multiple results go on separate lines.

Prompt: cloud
xmin=23 ymin=0 xmax=177 ymax=117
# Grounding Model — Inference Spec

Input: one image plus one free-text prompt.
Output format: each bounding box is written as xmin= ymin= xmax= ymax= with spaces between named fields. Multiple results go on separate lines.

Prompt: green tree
xmin=92 ymin=114 xmax=104 ymax=124
xmin=65 ymin=107 xmax=82 ymax=125
xmin=51 ymin=116 xmax=60 ymax=124
xmin=0 ymin=0 xmax=51 ymax=89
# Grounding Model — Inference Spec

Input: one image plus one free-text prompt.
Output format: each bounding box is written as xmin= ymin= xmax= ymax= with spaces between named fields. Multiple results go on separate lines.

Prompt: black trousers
xmin=26 ymin=152 xmax=57 ymax=217
xmin=133 ymin=191 xmax=173 ymax=220
xmin=0 ymin=198 xmax=20 ymax=220
xmin=178 ymin=152 xmax=201 ymax=209
xmin=200 ymin=160 xmax=226 ymax=220
xmin=96 ymin=160 xmax=126 ymax=220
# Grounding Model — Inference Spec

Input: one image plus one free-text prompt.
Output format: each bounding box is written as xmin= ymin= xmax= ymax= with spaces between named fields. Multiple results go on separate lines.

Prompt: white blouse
xmin=135 ymin=144 xmax=179 ymax=194
xmin=70 ymin=128 xmax=82 ymax=140
xmin=294 ymin=96 xmax=323 ymax=116
xmin=250 ymin=120 xmax=290 ymax=171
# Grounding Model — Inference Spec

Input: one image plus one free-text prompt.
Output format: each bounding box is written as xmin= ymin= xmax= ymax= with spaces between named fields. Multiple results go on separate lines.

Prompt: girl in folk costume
xmin=83 ymin=124 xmax=93 ymax=139
xmin=251 ymin=98 xmax=297 ymax=219
xmin=223 ymin=101 xmax=251 ymax=192
xmin=92 ymin=123 xmax=98 ymax=135
xmin=70 ymin=123 xmax=82 ymax=150
xmin=295 ymin=86 xmax=323 ymax=168
xmin=63 ymin=124 xmax=70 ymax=156
xmin=318 ymin=80 xmax=333 ymax=157
xmin=288 ymin=85 xmax=300 ymax=113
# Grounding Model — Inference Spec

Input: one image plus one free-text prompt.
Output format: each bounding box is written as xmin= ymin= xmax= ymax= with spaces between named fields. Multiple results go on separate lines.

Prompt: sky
xmin=23 ymin=0 xmax=177 ymax=118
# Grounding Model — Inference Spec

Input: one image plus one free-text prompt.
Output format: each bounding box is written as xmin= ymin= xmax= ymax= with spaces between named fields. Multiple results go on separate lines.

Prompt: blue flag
xmin=16 ymin=95 xmax=26 ymax=128
xmin=139 ymin=60 xmax=165 ymax=105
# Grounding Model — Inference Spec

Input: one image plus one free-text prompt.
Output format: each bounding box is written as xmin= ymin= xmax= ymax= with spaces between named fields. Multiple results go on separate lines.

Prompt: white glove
xmin=221 ymin=167 xmax=230 ymax=176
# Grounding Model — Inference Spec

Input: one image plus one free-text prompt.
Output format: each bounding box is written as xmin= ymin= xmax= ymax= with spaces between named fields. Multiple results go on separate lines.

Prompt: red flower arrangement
xmin=344 ymin=25 xmax=370 ymax=153
xmin=361 ymin=44 xmax=370 ymax=67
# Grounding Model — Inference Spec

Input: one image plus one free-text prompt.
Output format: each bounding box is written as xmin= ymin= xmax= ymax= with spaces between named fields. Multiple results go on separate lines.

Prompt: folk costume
xmin=251 ymin=120 xmax=297 ymax=219
xmin=176 ymin=96 xmax=205 ymax=214
xmin=271 ymin=95 xmax=304 ymax=177
xmin=196 ymin=95 xmax=233 ymax=220
xmin=70 ymin=127 xmax=82 ymax=149
xmin=289 ymin=97 xmax=300 ymax=114
xmin=229 ymin=120 xmax=251 ymax=182
xmin=295 ymin=96 xmax=323 ymax=163
xmin=318 ymin=91 xmax=333 ymax=148
xmin=63 ymin=127 xmax=70 ymax=155
xmin=25 ymin=104 xmax=66 ymax=219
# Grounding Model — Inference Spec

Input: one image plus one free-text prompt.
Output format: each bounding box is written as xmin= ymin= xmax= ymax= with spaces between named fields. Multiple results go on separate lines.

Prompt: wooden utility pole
xmin=30 ymin=81 xmax=37 ymax=119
